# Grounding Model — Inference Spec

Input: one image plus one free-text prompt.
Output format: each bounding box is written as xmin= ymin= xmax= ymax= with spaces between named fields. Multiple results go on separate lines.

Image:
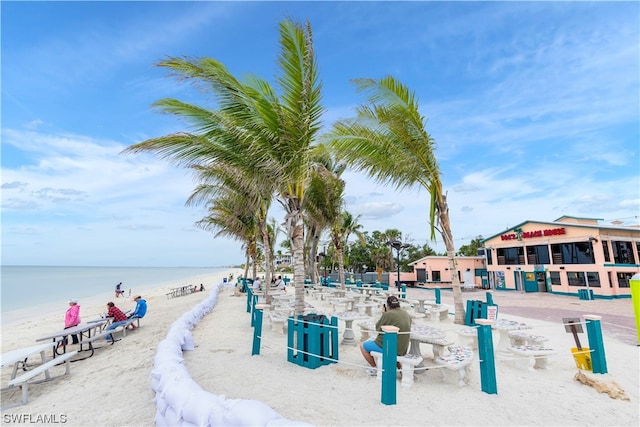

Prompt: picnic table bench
xmin=4 ymin=350 xmax=78 ymax=406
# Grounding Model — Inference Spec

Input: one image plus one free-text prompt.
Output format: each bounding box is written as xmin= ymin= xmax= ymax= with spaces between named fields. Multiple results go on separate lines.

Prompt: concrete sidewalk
xmin=406 ymin=287 xmax=638 ymax=346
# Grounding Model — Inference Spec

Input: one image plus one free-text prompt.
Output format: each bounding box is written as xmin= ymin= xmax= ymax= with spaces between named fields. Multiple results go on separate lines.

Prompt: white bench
xmin=456 ymin=327 xmax=478 ymax=350
xmin=435 ymin=345 xmax=474 ymax=386
xmin=106 ymin=317 xmax=140 ymax=338
xmin=7 ymin=351 xmax=78 ymax=405
xmin=427 ymin=305 xmax=450 ymax=322
xmin=424 ymin=337 xmax=455 ymax=358
xmin=508 ymin=331 xmax=549 ymax=347
xmin=508 ymin=345 xmax=556 ymax=370
xmin=370 ymin=351 xmax=423 ymax=388
xmin=268 ymin=312 xmax=288 ymax=334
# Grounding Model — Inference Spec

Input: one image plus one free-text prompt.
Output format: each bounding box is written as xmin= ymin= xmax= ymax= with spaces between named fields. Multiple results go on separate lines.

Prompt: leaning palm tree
xmin=187 ymin=162 xmax=276 ymax=300
xmin=328 ymin=76 xmax=465 ymax=324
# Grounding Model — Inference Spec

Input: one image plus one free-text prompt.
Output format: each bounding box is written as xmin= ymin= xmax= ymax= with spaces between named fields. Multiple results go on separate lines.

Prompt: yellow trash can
xmin=571 ymin=347 xmax=592 ymax=371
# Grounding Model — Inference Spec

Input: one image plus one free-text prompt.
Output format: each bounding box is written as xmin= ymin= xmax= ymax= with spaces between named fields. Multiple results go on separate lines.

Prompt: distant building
xmin=482 ymin=216 xmax=639 ymax=299
xmin=400 ymin=256 xmax=487 ymax=289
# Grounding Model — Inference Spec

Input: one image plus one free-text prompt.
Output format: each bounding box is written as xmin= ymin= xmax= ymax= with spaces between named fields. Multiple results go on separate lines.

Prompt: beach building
xmin=395 ymin=256 xmax=487 ymax=289
xmin=481 ymin=216 xmax=639 ymax=299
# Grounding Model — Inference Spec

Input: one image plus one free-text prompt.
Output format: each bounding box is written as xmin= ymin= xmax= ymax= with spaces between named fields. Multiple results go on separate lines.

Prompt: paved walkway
xmin=406 ymin=287 xmax=638 ymax=346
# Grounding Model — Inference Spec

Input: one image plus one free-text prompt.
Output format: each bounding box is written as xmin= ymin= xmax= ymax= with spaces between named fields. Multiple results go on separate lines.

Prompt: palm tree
xmin=123 ymin=19 xmax=322 ymax=317
xmin=328 ymin=76 xmax=465 ymax=324
xmin=329 ymin=211 xmax=364 ymax=289
xmin=303 ymin=147 xmax=346 ymax=282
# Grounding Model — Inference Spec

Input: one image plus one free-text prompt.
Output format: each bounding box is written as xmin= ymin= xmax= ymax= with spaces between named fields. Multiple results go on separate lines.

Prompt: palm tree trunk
xmin=287 ymin=208 xmax=307 ymax=317
xmin=437 ymin=197 xmax=465 ymax=324
xmin=260 ymin=221 xmax=273 ymax=303
xmin=336 ymin=245 xmax=346 ymax=290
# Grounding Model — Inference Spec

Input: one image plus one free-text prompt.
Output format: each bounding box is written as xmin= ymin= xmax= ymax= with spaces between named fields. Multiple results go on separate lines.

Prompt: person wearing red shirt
xmin=105 ymin=302 xmax=128 ymax=340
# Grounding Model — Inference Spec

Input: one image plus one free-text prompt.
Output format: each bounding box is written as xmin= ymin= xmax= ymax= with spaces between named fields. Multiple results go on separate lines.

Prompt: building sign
xmin=500 ymin=227 xmax=566 ymax=241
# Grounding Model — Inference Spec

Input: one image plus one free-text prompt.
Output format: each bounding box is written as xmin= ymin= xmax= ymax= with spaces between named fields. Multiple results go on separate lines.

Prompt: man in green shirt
xmin=359 ymin=295 xmax=412 ymax=375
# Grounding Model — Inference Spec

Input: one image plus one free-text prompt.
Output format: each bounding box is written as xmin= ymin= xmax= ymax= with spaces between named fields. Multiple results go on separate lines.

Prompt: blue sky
xmin=2 ymin=1 xmax=639 ymax=267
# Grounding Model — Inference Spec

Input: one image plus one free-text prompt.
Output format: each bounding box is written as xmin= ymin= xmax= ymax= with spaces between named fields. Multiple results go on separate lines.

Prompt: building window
xmin=612 ymin=241 xmax=636 ymax=264
xmin=566 ymin=272 xmax=600 ymax=287
xmin=617 ymin=272 xmax=633 ymax=288
xmin=432 ymin=271 xmax=441 ymax=282
xmin=602 ymin=241 xmax=611 ymax=262
xmin=549 ymin=271 xmax=561 ymax=286
xmin=526 ymin=245 xmax=550 ymax=265
xmin=586 ymin=272 xmax=601 ymax=287
xmin=497 ymin=247 xmax=524 ymax=265
xmin=551 ymin=242 xmax=595 ymax=264
xmin=567 ymin=272 xmax=586 ymax=286
xmin=486 ymin=248 xmax=493 ymax=266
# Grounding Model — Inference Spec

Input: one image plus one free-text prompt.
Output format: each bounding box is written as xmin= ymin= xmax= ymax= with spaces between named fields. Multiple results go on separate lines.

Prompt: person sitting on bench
xmin=127 ymin=296 xmax=147 ymax=329
xmin=105 ymin=302 xmax=129 ymax=340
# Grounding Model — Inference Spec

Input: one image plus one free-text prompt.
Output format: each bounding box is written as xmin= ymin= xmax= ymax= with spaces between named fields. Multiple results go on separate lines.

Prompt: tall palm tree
xmin=328 ymin=76 xmax=465 ymax=324
xmin=123 ymin=19 xmax=322 ymax=317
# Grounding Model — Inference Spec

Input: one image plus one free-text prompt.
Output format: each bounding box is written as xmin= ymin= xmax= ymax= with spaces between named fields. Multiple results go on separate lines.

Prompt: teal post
xmin=486 ymin=291 xmax=494 ymax=306
xmin=434 ymin=287 xmax=441 ymax=304
xmin=252 ymin=304 xmax=266 ymax=355
xmin=584 ymin=315 xmax=608 ymax=374
xmin=475 ymin=319 xmax=497 ymax=394
xmin=380 ymin=326 xmax=398 ymax=405
xmin=401 ymin=285 xmax=406 ymax=299
xmin=250 ymin=293 xmax=259 ymax=327
xmin=246 ymin=288 xmax=252 ymax=313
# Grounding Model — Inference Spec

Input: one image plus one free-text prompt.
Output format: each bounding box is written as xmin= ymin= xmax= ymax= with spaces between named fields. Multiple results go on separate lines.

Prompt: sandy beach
xmin=1 ymin=270 xmax=638 ymax=426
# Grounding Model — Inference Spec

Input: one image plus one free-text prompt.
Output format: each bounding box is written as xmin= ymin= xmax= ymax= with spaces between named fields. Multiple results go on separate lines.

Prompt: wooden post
xmin=380 ymin=325 xmax=399 ymax=405
xmin=246 ymin=287 xmax=252 ymax=313
xmin=434 ymin=287 xmax=441 ymax=304
xmin=583 ymin=315 xmax=608 ymax=374
xmin=476 ymin=319 xmax=497 ymax=394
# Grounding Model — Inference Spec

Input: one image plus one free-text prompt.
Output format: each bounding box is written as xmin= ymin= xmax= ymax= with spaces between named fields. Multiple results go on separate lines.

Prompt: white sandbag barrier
xmin=151 ymin=280 xmax=311 ymax=426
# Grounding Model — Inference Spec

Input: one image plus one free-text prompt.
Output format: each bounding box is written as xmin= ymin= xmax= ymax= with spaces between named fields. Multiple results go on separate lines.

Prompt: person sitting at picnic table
xmin=274 ymin=275 xmax=286 ymax=292
xmin=105 ymin=302 xmax=129 ymax=340
xmin=252 ymin=277 xmax=262 ymax=291
xmin=63 ymin=299 xmax=81 ymax=345
xmin=127 ymin=296 xmax=147 ymax=329
xmin=359 ymin=295 xmax=412 ymax=376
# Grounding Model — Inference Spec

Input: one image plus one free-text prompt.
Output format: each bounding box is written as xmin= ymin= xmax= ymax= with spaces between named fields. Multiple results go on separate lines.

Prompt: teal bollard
xmin=246 ymin=288 xmax=252 ymax=313
xmin=250 ymin=294 xmax=259 ymax=327
xmin=475 ymin=319 xmax=497 ymax=394
xmin=252 ymin=304 xmax=266 ymax=355
xmin=435 ymin=287 xmax=441 ymax=304
xmin=584 ymin=315 xmax=608 ymax=374
xmin=486 ymin=291 xmax=494 ymax=306
xmin=380 ymin=325 xmax=399 ymax=405
xmin=401 ymin=285 xmax=407 ymax=299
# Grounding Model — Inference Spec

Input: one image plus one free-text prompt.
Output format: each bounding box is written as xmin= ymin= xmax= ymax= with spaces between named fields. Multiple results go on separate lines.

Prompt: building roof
xmin=482 ymin=217 xmax=640 ymax=244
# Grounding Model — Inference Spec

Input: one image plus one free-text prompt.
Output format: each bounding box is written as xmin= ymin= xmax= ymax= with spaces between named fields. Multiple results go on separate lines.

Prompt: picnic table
xmin=166 ymin=285 xmax=197 ymax=298
xmin=334 ymin=311 xmax=369 ymax=345
xmin=493 ymin=319 xmax=532 ymax=354
xmin=1 ymin=342 xmax=56 ymax=386
xmin=35 ymin=320 xmax=110 ymax=360
xmin=1 ymin=342 xmax=78 ymax=407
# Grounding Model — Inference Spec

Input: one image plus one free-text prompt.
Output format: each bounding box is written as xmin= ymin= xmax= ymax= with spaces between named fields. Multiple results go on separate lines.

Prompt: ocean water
xmin=0 ymin=265 xmax=229 ymax=313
